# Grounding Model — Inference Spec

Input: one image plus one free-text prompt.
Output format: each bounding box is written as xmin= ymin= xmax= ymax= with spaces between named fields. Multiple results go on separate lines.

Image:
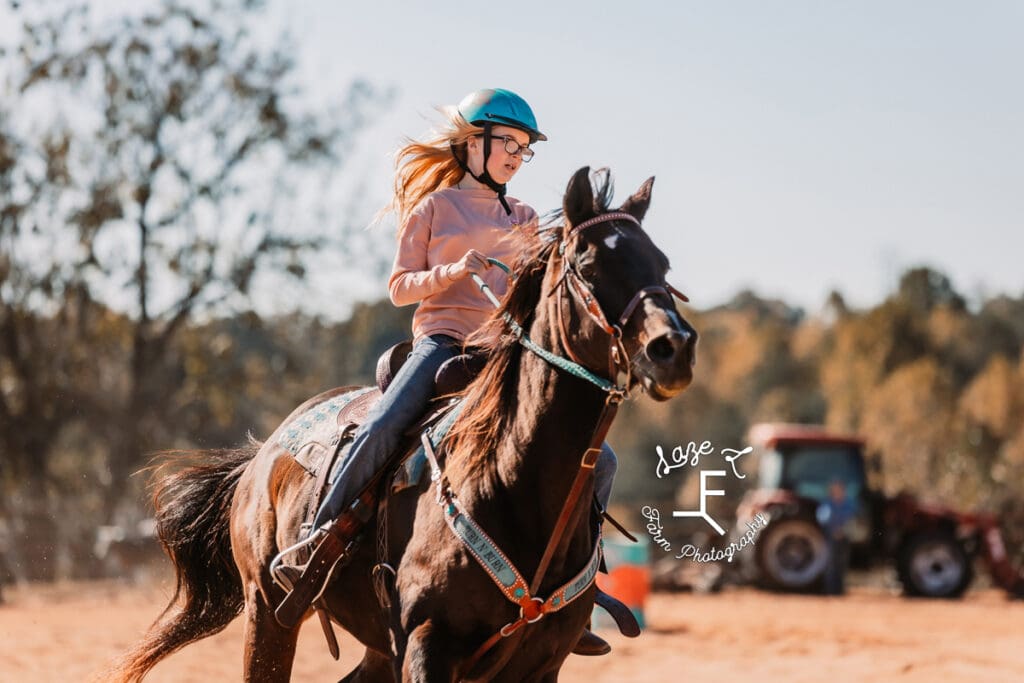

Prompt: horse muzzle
xmin=633 ymin=308 xmax=698 ymax=400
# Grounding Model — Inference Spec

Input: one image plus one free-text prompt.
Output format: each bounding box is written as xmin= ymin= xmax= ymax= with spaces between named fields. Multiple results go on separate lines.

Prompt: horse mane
xmin=443 ymin=227 xmax=559 ymax=488
xmin=444 ymin=168 xmax=617 ymax=488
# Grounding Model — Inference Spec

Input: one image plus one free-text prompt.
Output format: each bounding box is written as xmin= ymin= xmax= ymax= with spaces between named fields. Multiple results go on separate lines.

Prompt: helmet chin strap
xmin=451 ymin=123 xmax=513 ymax=215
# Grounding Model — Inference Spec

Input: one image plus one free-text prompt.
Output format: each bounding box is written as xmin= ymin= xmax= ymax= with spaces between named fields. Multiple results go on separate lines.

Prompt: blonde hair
xmin=383 ymin=106 xmax=482 ymax=229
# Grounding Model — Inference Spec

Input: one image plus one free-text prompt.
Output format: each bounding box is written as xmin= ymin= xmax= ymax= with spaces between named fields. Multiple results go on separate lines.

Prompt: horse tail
xmin=110 ymin=445 xmax=257 ymax=682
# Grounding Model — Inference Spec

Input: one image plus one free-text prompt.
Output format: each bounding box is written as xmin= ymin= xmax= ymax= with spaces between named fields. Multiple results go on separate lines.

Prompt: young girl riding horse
xmin=287 ymin=88 xmax=618 ymax=655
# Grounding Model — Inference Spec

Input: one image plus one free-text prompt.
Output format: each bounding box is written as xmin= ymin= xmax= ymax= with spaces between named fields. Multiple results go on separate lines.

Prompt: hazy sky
xmin=4 ymin=2 xmax=1022 ymax=315
xmin=273 ymin=0 xmax=1024 ymax=313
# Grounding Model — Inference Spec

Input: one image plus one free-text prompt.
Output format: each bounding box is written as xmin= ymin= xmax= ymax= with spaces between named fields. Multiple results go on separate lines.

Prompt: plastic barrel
xmin=594 ymin=537 xmax=649 ymax=630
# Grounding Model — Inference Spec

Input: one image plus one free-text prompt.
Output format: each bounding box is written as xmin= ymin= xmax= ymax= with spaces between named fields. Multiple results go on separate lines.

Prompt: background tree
xmin=0 ymin=0 xmax=388 ymax=552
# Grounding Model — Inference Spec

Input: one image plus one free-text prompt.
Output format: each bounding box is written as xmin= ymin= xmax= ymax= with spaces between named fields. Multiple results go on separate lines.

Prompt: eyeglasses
xmin=477 ymin=134 xmax=534 ymax=162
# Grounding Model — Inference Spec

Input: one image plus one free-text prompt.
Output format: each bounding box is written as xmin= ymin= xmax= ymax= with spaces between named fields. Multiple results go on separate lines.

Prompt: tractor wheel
xmin=897 ymin=531 xmax=973 ymax=599
xmin=755 ymin=515 xmax=828 ymax=592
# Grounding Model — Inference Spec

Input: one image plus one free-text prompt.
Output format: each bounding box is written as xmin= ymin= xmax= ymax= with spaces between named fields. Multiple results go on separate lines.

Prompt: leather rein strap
xmin=528 ymin=397 xmax=619 ymax=597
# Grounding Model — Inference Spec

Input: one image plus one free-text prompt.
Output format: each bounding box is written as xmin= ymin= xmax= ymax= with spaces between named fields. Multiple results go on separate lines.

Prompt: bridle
xmin=453 ymin=210 xmax=691 ymax=679
xmin=553 ymin=211 xmax=689 ymax=391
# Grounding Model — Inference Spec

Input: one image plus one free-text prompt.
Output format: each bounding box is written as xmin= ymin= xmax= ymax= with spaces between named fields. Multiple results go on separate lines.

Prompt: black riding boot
xmin=573 ymin=624 xmax=612 ymax=656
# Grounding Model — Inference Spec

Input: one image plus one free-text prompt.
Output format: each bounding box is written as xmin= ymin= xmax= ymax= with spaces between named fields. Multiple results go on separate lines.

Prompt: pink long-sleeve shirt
xmin=388 ymin=186 xmax=538 ymax=342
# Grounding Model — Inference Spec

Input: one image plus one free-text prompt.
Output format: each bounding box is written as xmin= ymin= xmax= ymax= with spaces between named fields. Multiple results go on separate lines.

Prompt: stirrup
xmin=270 ymin=530 xmax=326 ymax=592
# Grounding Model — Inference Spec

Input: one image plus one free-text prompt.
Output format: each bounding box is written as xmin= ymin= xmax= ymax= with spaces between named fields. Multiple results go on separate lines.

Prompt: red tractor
xmin=735 ymin=423 xmax=1024 ymax=599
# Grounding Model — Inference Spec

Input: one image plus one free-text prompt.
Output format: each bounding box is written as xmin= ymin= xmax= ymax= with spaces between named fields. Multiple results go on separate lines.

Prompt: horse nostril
xmin=646 ymin=335 xmax=677 ymax=363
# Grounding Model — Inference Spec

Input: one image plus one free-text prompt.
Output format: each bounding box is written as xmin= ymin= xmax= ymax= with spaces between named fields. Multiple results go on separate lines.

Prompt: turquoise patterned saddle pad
xmin=276 ymin=387 xmax=462 ymax=492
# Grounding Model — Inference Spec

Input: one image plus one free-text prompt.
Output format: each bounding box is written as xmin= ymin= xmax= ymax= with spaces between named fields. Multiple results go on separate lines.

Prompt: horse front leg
xmin=241 ymin=581 xmax=300 ymax=682
xmin=401 ymin=619 xmax=459 ymax=682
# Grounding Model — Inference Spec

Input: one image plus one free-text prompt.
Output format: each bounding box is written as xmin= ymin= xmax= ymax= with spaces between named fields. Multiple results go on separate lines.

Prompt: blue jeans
xmin=823 ymin=536 xmax=849 ymax=595
xmin=594 ymin=442 xmax=617 ymax=512
xmin=313 ymin=334 xmax=460 ymax=528
xmin=312 ymin=334 xmax=619 ymax=527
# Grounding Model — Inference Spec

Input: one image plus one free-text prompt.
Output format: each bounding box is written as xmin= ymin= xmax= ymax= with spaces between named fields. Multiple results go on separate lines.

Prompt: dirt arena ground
xmin=2 ymin=579 xmax=1022 ymax=682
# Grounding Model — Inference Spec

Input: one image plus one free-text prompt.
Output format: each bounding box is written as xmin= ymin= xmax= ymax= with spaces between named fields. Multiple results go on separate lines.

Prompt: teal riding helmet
xmin=457 ymin=88 xmax=547 ymax=143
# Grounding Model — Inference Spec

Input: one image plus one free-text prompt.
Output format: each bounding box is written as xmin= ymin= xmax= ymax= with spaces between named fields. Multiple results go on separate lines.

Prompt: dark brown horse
xmin=113 ymin=167 xmax=697 ymax=682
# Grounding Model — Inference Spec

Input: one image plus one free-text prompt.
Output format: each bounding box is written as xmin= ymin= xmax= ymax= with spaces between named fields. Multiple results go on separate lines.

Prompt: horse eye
xmin=576 ymin=259 xmax=597 ymax=279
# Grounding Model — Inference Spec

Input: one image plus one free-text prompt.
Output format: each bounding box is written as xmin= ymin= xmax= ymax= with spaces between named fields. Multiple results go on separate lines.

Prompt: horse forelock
xmin=590 ymin=167 xmax=615 ymax=214
xmin=546 ymin=168 xmax=615 ymax=228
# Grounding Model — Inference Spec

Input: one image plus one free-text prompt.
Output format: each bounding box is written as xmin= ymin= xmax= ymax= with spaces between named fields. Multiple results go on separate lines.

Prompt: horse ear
xmin=620 ymin=176 xmax=655 ymax=222
xmin=564 ymin=166 xmax=595 ymax=227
